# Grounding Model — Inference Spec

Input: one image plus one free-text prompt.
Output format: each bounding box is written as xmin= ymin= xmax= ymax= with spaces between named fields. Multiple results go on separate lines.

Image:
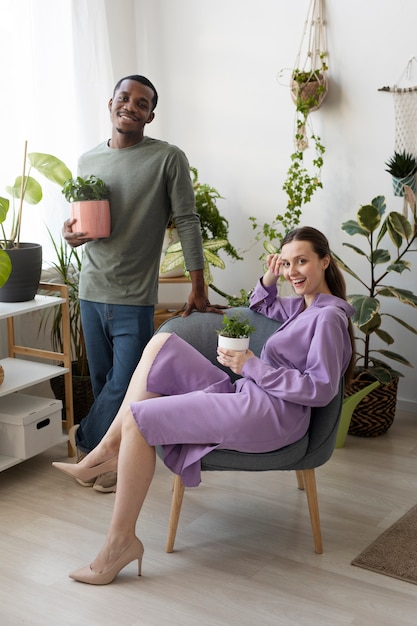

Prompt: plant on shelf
xmin=160 ymin=167 xmax=242 ymax=285
xmin=385 ymin=150 xmax=417 ymax=197
xmin=0 ymin=144 xmax=72 ymax=295
xmin=333 ymin=192 xmax=417 ymax=436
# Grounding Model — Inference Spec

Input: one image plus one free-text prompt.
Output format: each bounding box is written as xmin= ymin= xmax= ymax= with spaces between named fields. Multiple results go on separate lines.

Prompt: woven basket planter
xmin=290 ymin=74 xmax=328 ymax=112
xmin=345 ymin=371 xmax=399 ymax=437
xmin=50 ymin=365 xmax=94 ymax=424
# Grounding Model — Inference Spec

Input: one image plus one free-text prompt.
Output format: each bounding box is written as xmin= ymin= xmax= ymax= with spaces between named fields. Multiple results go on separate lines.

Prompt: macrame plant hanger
xmin=290 ymin=0 xmax=328 ymax=150
xmin=379 ymin=58 xmax=417 ymax=215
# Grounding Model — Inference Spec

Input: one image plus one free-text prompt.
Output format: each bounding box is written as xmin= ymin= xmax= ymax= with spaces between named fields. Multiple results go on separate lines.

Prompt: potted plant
xmin=160 ymin=167 xmax=242 ymax=284
xmin=61 ymin=175 xmax=111 ymax=239
xmin=39 ymin=229 xmax=93 ymax=423
xmin=334 ymin=192 xmax=417 ymax=436
xmin=216 ymin=313 xmax=255 ymax=351
xmin=249 ymin=57 xmax=327 ymax=256
xmin=0 ymin=144 xmax=72 ymax=301
xmin=385 ymin=150 xmax=417 ymax=196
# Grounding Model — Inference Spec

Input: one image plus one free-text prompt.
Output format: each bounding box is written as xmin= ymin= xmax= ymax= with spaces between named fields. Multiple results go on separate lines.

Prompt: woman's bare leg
xmin=87 ymin=411 xmax=155 ymax=573
xmin=74 ymin=333 xmax=171 ymax=468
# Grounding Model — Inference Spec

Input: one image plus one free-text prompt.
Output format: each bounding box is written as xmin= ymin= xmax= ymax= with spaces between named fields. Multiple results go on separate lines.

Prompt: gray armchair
xmin=156 ymin=306 xmax=343 ymax=554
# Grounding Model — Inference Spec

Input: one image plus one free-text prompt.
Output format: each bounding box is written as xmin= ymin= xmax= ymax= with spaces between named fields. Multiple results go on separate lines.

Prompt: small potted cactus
xmin=385 ymin=150 xmax=417 ymax=196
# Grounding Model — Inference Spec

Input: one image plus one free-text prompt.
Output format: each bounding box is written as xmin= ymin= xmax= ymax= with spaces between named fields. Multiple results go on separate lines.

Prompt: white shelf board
xmin=0 ymin=294 xmax=65 ymax=320
xmin=0 ymin=358 xmax=69 ymax=397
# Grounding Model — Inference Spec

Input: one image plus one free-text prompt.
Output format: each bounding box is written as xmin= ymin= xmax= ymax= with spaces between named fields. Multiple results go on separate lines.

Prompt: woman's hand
xmin=216 ymin=347 xmax=254 ymax=375
xmin=262 ymin=253 xmax=283 ymax=287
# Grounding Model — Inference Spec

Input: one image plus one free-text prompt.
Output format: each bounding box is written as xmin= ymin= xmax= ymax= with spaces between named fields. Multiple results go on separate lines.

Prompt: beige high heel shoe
xmin=52 ymin=457 xmax=117 ymax=483
xmin=69 ymin=537 xmax=144 ymax=585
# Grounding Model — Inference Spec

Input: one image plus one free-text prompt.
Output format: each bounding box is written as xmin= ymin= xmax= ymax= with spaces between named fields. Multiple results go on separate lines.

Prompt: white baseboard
xmin=396 ymin=398 xmax=417 ymax=415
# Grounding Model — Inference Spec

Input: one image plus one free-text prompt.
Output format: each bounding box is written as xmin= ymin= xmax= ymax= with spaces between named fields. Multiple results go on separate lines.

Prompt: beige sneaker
xmin=68 ymin=424 xmax=95 ymax=487
xmin=93 ymin=471 xmax=117 ymax=493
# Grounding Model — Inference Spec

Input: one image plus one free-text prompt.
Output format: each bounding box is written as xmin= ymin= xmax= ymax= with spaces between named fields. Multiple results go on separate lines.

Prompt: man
xmin=63 ymin=74 xmax=224 ymax=492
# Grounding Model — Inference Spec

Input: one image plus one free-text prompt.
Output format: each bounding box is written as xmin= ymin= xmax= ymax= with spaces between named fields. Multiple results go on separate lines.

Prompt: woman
xmin=53 ymin=226 xmax=355 ymax=585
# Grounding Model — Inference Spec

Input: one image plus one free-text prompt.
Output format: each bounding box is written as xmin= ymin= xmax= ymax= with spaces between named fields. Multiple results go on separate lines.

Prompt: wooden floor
xmin=1 ymin=409 xmax=417 ymax=626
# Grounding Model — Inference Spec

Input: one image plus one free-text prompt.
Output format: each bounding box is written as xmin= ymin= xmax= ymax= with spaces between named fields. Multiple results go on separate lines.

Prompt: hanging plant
xmin=250 ymin=0 xmax=327 ymax=253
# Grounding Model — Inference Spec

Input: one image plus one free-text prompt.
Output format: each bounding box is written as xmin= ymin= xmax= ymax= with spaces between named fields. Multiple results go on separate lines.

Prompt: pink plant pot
xmin=70 ymin=200 xmax=111 ymax=239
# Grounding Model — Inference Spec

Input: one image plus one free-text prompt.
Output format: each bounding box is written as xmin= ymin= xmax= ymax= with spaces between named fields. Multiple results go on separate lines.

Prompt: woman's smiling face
xmin=280 ymin=239 xmax=331 ymax=306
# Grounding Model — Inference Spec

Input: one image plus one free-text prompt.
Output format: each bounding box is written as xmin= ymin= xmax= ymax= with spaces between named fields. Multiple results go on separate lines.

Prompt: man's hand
xmin=62 ymin=218 xmax=93 ymax=247
xmin=182 ymin=269 xmax=229 ymax=316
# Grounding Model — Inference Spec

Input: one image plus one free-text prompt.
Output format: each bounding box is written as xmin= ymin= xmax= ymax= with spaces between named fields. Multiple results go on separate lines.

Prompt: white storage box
xmin=0 ymin=394 xmax=63 ymax=460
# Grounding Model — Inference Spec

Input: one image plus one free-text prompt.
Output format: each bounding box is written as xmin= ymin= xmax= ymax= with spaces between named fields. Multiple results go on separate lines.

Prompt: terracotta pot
xmin=70 ymin=200 xmax=111 ymax=239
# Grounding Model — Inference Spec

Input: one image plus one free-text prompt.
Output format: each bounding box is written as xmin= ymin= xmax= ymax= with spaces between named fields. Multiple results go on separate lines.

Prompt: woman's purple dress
xmin=130 ymin=282 xmax=354 ymax=487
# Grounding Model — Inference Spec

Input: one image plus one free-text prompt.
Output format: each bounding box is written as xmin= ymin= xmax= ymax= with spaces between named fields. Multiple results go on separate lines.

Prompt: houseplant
xmin=0 ymin=145 xmax=72 ymax=300
xmin=62 ymin=175 xmax=111 ymax=239
xmin=250 ymin=56 xmax=327 ymax=256
xmin=39 ymin=229 xmax=93 ymax=422
xmin=216 ymin=313 xmax=255 ymax=351
xmin=385 ymin=150 xmax=417 ymax=196
xmin=160 ymin=167 xmax=242 ymax=284
xmin=334 ymin=192 xmax=417 ymax=436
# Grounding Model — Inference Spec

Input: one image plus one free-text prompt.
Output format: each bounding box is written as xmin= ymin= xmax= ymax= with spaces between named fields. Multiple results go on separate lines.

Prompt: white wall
xmin=127 ymin=0 xmax=417 ymax=409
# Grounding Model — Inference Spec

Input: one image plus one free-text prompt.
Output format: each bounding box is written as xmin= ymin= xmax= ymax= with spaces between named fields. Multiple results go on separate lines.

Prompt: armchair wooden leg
xmin=166 ymin=474 xmax=185 ymax=553
xmin=295 ymin=469 xmax=305 ymax=490
xmin=302 ymin=468 xmax=323 ymax=554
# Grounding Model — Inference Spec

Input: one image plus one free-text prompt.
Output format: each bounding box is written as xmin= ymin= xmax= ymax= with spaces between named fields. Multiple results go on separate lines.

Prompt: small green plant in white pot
xmin=216 ymin=314 xmax=255 ymax=351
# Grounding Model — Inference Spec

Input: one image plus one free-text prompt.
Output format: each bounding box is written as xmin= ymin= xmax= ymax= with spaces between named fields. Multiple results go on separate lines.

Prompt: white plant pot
xmin=218 ymin=335 xmax=250 ymax=351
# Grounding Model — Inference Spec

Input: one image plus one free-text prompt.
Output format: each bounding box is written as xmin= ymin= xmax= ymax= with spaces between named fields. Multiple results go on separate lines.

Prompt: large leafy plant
xmin=160 ymin=167 xmax=241 ymax=285
xmin=0 ymin=147 xmax=72 ymax=287
xmin=334 ymin=193 xmax=417 ymax=383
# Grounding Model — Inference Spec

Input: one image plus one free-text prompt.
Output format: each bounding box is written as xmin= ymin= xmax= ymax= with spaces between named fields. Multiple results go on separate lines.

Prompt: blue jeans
xmin=75 ymin=300 xmax=154 ymax=453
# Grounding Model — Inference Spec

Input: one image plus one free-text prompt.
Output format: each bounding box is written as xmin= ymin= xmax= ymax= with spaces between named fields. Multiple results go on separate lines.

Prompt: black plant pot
xmin=0 ymin=243 xmax=42 ymax=302
xmin=50 ymin=363 xmax=94 ymax=424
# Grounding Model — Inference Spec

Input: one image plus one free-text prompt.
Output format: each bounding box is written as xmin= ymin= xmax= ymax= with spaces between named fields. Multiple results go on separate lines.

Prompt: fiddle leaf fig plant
xmin=333 ymin=193 xmax=417 ymax=383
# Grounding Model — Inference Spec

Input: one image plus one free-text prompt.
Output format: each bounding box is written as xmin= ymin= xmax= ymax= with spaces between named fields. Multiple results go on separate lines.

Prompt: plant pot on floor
xmin=345 ymin=371 xmax=399 ymax=437
xmin=0 ymin=243 xmax=42 ymax=302
xmin=70 ymin=200 xmax=111 ymax=239
xmin=50 ymin=363 xmax=94 ymax=424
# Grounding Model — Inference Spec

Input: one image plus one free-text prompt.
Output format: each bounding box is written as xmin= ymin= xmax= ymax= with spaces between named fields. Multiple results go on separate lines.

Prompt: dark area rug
xmin=352 ymin=504 xmax=417 ymax=585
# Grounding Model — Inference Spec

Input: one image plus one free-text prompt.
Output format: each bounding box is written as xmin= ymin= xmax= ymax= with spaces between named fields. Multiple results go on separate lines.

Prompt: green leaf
xmin=0 ymin=249 xmax=12 ymax=287
xmin=371 ymin=195 xmax=387 ymax=216
xmin=0 ymin=196 xmax=9 ymax=223
xmin=387 ymin=259 xmax=411 ymax=274
xmin=377 ymin=349 xmax=413 ymax=367
xmin=349 ymin=294 xmax=380 ymax=328
xmin=333 ymin=252 xmax=364 ymax=284
xmin=28 ymin=152 xmax=72 ymax=187
xmin=383 ymin=312 xmax=417 ymax=335
xmin=387 ymin=211 xmax=412 ymax=243
xmin=357 ymin=203 xmax=381 ymax=232
xmin=377 ymin=286 xmax=417 ymax=307
xmin=341 ymin=219 xmax=368 ymax=237
xmin=6 ymin=176 xmax=43 ymax=205
xmin=371 ymin=248 xmax=390 ymax=265
xmin=374 ymin=327 xmax=394 ymax=345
